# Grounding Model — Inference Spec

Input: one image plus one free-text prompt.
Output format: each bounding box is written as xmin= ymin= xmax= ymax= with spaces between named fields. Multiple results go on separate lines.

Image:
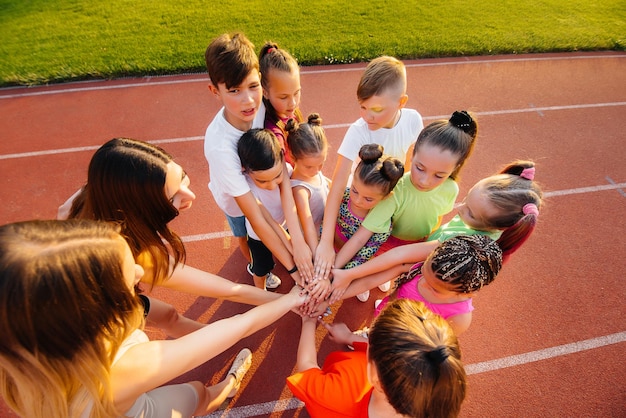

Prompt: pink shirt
xmin=375 ymin=263 xmax=473 ymax=318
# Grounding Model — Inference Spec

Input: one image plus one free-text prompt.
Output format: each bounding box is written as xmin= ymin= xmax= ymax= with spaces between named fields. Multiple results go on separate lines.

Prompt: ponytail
xmin=481 ymin=160 xmax=543 ymax=261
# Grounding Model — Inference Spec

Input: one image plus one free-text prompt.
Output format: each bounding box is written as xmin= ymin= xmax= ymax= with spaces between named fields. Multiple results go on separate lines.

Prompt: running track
xmin=1 ymin=52 xmax=625 ymax=417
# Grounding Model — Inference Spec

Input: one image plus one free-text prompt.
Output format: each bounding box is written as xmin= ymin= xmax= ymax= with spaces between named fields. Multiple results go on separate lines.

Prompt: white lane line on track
xmin=181 ymin=181 xmax=626 ymax=243
xmin=2 ymin=101 xmax=625 ymax=160
xmin=465 ymin=331 xmax=626 ymax=375
xmin=202 ymin=331 xmax=626 ymax=417
xmin=1 ymin=54 xmax=624 ymax=99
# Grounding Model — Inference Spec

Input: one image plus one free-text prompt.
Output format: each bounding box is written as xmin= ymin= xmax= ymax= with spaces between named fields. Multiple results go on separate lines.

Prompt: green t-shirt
xmin=428 ymin=214 xmax=502 ymax=242
xmin=362 ymin=174 xmax=459 ymax=241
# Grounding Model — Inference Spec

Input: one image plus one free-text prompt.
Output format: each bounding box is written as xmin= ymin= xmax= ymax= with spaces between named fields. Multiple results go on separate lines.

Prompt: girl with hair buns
xmin=0 ymin=219 xmax=307 ymax=418
xmin=286 ymin=113 xmax=330 ymax=258
xmin=330 ymin=143 xmax=404 ymax=302
xmin=259 ymin=41 xmax=304 ymax=165
xmin=331 ymin=160 xmax=543 ymax=298
xmin=287 ymin=298 xmax=467 ymax=418
xmin=331 ymin=111 xmax=478 ymax=302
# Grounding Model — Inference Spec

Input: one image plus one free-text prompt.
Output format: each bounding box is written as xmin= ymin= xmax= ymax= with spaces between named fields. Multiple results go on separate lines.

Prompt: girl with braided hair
xmin=330 ymin=111 xmax=479 ymax=302
xmin=330 ymin=160 xmax=543 ymax=304
xmin=342 ymin=235 xmax=503 ymax=336
xmin=287 ymin=298 xmax=467 ymax=418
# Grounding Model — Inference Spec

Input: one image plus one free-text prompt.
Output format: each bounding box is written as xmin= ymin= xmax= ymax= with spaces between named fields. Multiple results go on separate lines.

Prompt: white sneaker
xmin=265 ymin=272 xmax=281 ymax=289
xmin=356 ymin=290 xmax=370 ymax=302
xmin=378 ymin=281 xmax=391 ymax=292
xmin=227 ymin=348 xmax=252 ymax=398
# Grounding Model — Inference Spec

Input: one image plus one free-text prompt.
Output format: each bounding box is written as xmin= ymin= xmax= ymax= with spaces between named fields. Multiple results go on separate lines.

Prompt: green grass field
xmin=0 ymin=0 xmax=624 ymax=86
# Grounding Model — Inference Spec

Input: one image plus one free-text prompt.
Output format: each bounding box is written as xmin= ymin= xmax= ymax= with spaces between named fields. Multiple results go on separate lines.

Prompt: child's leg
xmin=238 ymin=236 xmax=251 ymax=263
xmin=192 ymin=348 xmax=253 ymax=414
xmin=144 ymin=296 xmax=205 ymax=338
xmin=247 ymin=237 xmax=280 ymax=290
xmin=226 ymin=214 xmax=251 ymax=263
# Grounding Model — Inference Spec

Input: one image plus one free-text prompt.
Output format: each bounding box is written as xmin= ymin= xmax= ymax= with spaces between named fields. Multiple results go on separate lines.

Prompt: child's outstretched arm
xmin=315 ymin=156 xmax=353 ymax=280
xmin=110 ymin=285 xmax=308 ymax=409
xmin=334 ymin=225 xmax=374 ymax=269
xmin=337 ymin=264 xmax=408 ymax=301
xmin=163 ymin=263 xmax=282 ymax=306
xmin=236 ymin=191 xmax=304 ymax=286
xmin=295 ymin=315 xmax=321 ymax=372
xmin=292 ymin=185 xmax=320 ymax=255
xmin=279 ymin=167 xmax=314 ymax=282
xmin=321 ymin=321 xmax=368 ymax=348
xmin=332 ymin=240 xmax=438 ymax=285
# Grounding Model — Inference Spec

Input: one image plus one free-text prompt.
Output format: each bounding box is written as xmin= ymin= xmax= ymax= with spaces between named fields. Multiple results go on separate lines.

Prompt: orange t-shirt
xmin=286 ymin=342 xmax=372 ymax=417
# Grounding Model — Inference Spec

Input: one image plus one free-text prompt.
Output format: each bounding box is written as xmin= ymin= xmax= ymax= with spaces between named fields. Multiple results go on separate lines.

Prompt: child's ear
xmin=208 ymin=83 xmax=220 ymax=97
xmin=366 ymin=360 xmax=384 ymax=392
xmin=398 ymin=94 xmax=409 ymax=108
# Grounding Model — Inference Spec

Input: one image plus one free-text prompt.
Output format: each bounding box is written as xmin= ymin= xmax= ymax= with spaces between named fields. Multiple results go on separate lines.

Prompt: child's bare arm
xmin=334 ymin=225 xmax=373 ymax=269
xmin=236 ymin=191 xmax=302 ymax=284
xmin=315 ymin=156 xmax=352 ymax=279
xmin=295 ymin=315 xmax=321 ymax=372
xmin=334 ymin=241 xmax=438 ymax=284
xmin=280 ymin=167 xmax=314 ymax=282
xmin=292 ymin=185 xmax=319 ymax=255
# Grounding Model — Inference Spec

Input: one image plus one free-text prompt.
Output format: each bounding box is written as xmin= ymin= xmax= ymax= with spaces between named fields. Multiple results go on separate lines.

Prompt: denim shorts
xmin=226 ymin=214 xmax=247 ymax=238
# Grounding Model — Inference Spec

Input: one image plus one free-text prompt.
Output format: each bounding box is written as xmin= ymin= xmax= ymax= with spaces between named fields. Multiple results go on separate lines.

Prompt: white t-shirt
xmin=337 ymin=108 xmax=424 ymax=162
xmin=203 ymin=103 xmax=266 ymax=217
xmin=244 ymin=164 xmax=293 ymax=241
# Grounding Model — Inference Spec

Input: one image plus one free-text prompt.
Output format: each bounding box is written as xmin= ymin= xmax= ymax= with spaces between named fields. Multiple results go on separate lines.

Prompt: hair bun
xmin=359 ymin=143 xmax=384 ymax=164
xmin=449 ymin=111 xmax=475 ymax=135
xmin=307 ymin=113 xmax=322 ymax=126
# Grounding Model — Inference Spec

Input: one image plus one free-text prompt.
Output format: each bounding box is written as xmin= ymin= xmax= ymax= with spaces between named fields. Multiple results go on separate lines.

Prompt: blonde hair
xmin=357 ymin=56 xmax=407 ymax=101
xmin=369 ymin=299 xmax=467 ymax=417
xmin=0 ymin=220 xmax=144 ymax=418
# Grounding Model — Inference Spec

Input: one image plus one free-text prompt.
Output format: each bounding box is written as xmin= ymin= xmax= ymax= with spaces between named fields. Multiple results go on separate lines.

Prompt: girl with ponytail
xmin=288 ymin=298 xmax=467 ymax=417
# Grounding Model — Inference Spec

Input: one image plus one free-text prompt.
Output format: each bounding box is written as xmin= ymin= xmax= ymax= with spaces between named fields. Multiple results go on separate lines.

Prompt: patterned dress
xmin=335 ymin=188 xmax=391 ymax=269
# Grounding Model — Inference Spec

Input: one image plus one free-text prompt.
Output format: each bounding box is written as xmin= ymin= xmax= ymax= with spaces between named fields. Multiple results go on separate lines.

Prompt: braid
xmin=429 ymin=235 xmax=502 ymax=294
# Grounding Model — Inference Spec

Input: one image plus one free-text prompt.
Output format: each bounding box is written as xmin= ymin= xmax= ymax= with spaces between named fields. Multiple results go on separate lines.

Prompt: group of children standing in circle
xmin=0 ymin=31 xmax=543 ymax=418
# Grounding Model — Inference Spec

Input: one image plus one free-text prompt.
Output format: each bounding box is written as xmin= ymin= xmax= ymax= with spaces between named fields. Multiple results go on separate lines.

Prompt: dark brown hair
xmin=238 ymin=128 xmax=284 ymax=172
xmin=205 ymin=32 xmax=258 ymax=89
xmin=413 ymin=110 xmax=478 ymax=180
xmin=285 ymin=113 xmax=328 ymax=160
xmin=354 ymin=144 xmax=404 ymax=196
xmin=69 ymin=138 xmax=185 ymax=287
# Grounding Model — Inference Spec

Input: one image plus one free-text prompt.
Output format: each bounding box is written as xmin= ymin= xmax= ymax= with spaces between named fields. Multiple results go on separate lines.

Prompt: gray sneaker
xmin=265 ymin=272 xmax=281 ymax=289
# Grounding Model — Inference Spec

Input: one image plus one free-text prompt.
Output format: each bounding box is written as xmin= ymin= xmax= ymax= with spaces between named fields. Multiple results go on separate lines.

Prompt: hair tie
xmin=449 ymin=111 xmax=474 ymax=134
xmin=523 ymin=203 xmax=539 ymax=216
xmin=426 ymin=346 xmax=449 ymax=365
xmin=520 ymin=167 xmax=535 ymax=180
